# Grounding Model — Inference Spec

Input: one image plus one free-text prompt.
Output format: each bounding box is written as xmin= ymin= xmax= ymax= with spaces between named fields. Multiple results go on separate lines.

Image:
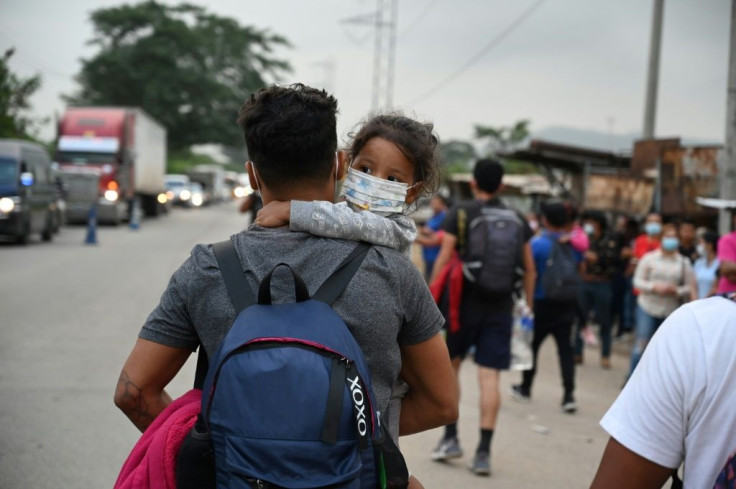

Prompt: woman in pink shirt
xmin=717 ymin=213 xmax=736 ymax=293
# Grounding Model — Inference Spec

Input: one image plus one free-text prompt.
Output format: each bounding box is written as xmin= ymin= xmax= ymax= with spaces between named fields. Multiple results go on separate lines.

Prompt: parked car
xmin=0 ymin=139 xmax=58 ymax=243
xmin=165 ymin=174 xmax=193 ymax=206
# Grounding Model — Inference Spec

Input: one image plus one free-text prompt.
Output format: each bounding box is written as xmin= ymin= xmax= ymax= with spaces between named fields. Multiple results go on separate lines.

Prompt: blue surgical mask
xmin=645 ymin=222 xmax=662 ymax=236
xmin=662 ymin=237 xmax=679 ymax=251
xmin=583 ymin=223 xmax=595 ymax=235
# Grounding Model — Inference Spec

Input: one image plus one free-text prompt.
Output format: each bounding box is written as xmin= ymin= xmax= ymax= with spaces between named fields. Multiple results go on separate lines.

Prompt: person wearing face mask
xmin=416 ymin=194 xmax=450 ymax=280
xmin=628 ymin=223 xmax=696 ymax=379
xmin=693 ymin=230 xmax=720 ymax=299
xmin=575 ymin=211 xmax=623 ymax=369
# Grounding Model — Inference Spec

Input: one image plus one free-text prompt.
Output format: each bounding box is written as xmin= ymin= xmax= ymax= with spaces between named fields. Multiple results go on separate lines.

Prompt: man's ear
xmin=406 ymin=183 xmax=422 ymax=204
xmin=336 ymin=151 xmax=348 ymax=181
xmin=246 ymin=161 xmax=258 ymax=190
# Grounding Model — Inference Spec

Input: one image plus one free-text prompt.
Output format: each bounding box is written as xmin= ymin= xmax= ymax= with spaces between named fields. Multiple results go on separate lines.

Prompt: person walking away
xmin=576 ymin=211 xmax=622 ymax=369
xmin=511 ymin=200 xmax=582 ymax=413
xmin=591 ymin=294 xmax=736 ymax=489
xmin=113 ymin=84 xmax=458 ymax=488
xmin=428 ymin=158 xmax=536 ymax=476
xmin=612 ymin=217 xmax=638 ymax=339
xmin=677 ymin=218 xmax=699 ymax=263
xmin=628 ymin=224 xmax=696 ymax=378
xmin=717 ymin=212 xmax=736 ymax=293
xmin=416 ymin=194 xmax=449 ymax=280
xmin=694 ymin=230 xmax=720 ymax=299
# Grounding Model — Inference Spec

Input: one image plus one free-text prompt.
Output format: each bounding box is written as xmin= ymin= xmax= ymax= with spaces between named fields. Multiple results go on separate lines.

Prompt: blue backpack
xmin=189 ymin=240 xmax=408 ymax=489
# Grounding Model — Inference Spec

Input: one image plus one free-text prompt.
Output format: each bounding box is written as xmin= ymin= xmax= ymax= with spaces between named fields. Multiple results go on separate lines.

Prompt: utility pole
xmin=342 ymin=0 xmax=398 ymax=111
xmin=721 ymin=0 xmax=736 ymax=234
xmin=642 ymin=0 xmax=665 ymax=139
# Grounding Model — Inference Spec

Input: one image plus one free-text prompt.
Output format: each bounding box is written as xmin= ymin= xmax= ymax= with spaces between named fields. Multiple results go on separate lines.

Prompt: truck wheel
xmin=42 ymin=211 xmax=54 ymax=242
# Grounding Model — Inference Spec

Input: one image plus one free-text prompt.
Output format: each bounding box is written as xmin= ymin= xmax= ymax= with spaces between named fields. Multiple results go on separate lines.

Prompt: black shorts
xmin=446 ymin=308 xmax=513 ymax=370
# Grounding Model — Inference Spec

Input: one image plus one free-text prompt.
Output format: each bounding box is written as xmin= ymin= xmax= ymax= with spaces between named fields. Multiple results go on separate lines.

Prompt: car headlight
xmin=157 ymin=193 xmax=168 ymax=204
xmin=180 ymin=189 xmax=191 ymax=201
xmin=104 ymin=190 xmax=119 ymax=202
xmin=191 ymin=194 xmax=203 ymax=207
xmin=0 ymin=197 xmax=15 ymax=213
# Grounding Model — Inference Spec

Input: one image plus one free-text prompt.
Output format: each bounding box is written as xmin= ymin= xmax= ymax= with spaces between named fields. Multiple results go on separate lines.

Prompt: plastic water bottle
xmin=520 ymin=313 xmax=534 ymax=344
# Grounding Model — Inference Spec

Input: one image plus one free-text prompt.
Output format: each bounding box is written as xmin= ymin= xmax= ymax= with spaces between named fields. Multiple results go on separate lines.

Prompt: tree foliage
xmin=440 ymin=140 xmax=477 ymax=175
xmin=0 ymin=49 xmax=44 ymax=140
xmin=66 ymin=1 xmax=291 ymax=151
xmin=474 ymin=119 xmax=530 ymax=155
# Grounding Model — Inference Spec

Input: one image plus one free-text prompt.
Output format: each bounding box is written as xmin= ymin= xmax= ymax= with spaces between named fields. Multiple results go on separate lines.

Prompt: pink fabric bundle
xmin=114 ymin=389 xmax=202 ymax=489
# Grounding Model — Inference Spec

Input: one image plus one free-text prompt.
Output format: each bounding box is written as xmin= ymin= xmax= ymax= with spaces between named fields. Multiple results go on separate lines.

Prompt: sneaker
xmin=600 ymin=357 xmax=611 ymax=370
xmin=581 ymin=326 xmax=598 ymax=346
xmin=562 ymin=394 xmax=577 ymax=414
xmin=510 ymin=384 xmax=531 ymax=403
xmin=469 ymin=451 xmax=492 ymax=476
xmin=431 ymin=437 xmax=463 ymax=461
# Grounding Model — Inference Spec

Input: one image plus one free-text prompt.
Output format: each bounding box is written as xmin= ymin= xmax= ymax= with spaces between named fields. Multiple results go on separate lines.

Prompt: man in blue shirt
xmin=416 ymin=195 xmax=449 ymax=280
xmin=512 ymin=200 xmax=583 ymax=413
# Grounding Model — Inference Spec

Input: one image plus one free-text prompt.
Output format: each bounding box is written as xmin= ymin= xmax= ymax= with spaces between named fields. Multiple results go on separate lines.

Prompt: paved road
xmin=0 ymin=203 xmax=627 ymax=488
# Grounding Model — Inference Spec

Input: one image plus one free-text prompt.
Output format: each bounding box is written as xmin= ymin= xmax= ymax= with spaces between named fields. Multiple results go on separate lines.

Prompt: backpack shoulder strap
xmin=193 ymin=239 xmax=256 ymax=390
xmin=212 ymin=238 xmax=256 ymax=313
xmin=313 ymin=243 xmax=371 ymax=306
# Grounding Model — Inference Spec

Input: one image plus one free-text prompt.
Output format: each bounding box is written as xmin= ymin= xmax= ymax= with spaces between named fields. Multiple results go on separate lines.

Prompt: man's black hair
xmin=542 ymin=200 xmax=570 ymax=228
xmin=703 ymin=229 xmax=720 ymax=252
xmin=237 ymin=83 xmax=338 ymax=191
xmin=583 ymin=210 xmax=608 ymax=230
xmin=473 ymin=158 xmax=504 ymax=194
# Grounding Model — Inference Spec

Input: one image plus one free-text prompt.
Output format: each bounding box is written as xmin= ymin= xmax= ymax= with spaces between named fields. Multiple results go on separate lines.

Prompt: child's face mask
xmin=340 ymin=166 xmax=416 ymax=217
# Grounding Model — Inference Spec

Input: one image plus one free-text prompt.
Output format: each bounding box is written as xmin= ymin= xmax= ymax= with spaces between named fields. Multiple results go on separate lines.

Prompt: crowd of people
xmin=111 ymin=83 xmax=736 ymax=488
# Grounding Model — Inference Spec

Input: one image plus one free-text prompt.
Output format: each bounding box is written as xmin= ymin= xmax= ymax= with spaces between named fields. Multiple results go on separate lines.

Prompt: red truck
xmin=56 ymin=107 xmax=168 ymax=224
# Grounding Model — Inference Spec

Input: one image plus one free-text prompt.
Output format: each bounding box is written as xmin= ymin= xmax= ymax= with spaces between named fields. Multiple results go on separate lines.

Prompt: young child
xmin=254 ymin=114 xmax=439 ymax=257
xmin=256 ymin=113 xmax=441 ymax=488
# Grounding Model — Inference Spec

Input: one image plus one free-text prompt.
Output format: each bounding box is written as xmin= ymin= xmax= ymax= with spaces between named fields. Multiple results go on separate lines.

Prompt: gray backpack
xmin=541 ymin=239 xmax=580 ymax=302
xmin=460 ymin=206 xmax=525 ymax=295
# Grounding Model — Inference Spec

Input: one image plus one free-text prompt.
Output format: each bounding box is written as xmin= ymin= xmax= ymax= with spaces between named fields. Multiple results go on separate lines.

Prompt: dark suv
xmin=0 ymin=139 xmax=57 ymax=244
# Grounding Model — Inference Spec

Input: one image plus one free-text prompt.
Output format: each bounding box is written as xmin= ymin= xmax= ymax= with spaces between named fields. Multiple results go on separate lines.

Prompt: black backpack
xmin=460 ymin=205 xmax=525 ymax=295
xmin=541 ymin=238 xmax=580 ymax=302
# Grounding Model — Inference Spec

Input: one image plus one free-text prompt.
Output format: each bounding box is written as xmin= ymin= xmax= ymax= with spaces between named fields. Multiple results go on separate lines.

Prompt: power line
xmin=399 ymin=0 xmax=439 ymax=39
xmin=405 ymin=0 xmax=547 ymax=106
xmin=0 ymin=32 xmax=75 ymax=80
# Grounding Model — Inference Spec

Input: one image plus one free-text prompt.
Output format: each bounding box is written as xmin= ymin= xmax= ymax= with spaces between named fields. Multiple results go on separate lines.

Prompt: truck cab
xmin=56 ymin=107 xmax=168 ymax=224
xmin=0 ymin=139 xmax=57 ymax=244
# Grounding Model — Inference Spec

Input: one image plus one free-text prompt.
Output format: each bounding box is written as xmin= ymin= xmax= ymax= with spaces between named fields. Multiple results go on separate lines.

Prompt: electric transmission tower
xmin=341 ymin=0 xmax=398 ymax=110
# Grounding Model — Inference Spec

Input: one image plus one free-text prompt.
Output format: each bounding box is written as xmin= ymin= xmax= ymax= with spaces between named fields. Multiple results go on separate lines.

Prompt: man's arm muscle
xmin=114 ymin=338 xmax=191 ymax=432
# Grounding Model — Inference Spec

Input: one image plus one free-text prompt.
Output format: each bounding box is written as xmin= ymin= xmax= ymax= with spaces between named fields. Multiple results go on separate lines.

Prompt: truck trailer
xmin=56 ymin=107 xmax=168 ymax=224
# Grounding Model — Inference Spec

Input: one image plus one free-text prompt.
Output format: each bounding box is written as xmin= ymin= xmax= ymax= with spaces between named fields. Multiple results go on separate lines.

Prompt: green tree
xmin=474 ymin=119 xmax=530 ymax=155
xmin=66 ymin=1 xmax=291 ymax=151
xmin=0 ymin=48 xmax=44 ymax=139
xmin=440 ymin=140 xmax=476 ymax=175
xmin=474 ymin=119 xmax=537 ymax=174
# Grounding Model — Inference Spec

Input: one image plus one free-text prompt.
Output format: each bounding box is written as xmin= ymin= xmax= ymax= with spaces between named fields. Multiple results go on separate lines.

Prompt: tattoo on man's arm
xmin=116 ymin=370 xmax=155 ymax=432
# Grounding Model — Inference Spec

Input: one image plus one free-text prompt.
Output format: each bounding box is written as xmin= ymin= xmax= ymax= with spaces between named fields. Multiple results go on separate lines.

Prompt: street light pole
xmin=642 ymin=0 xmax=665 ymax=139
xmin=721 ymin=0 xmax=736 ymax=234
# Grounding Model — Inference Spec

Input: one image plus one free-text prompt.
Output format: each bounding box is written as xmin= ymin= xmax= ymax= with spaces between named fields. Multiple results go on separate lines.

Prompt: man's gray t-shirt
xmin=139 ymin=226 xmax=444 ymax=438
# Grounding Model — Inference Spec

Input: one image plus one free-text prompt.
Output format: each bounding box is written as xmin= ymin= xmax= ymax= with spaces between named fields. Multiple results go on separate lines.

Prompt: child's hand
xmin=254 ymin=201 xmax=290 ymax=227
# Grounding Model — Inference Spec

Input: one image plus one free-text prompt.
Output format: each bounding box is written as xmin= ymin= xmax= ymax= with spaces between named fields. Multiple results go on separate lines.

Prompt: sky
xmin=0 ymin=0 xmax=732 ymax=150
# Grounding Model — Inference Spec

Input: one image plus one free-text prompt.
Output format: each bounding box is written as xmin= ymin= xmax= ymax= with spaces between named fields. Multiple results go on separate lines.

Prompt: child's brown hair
xmin=348 ymin=113 xmax=441 ymax=198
